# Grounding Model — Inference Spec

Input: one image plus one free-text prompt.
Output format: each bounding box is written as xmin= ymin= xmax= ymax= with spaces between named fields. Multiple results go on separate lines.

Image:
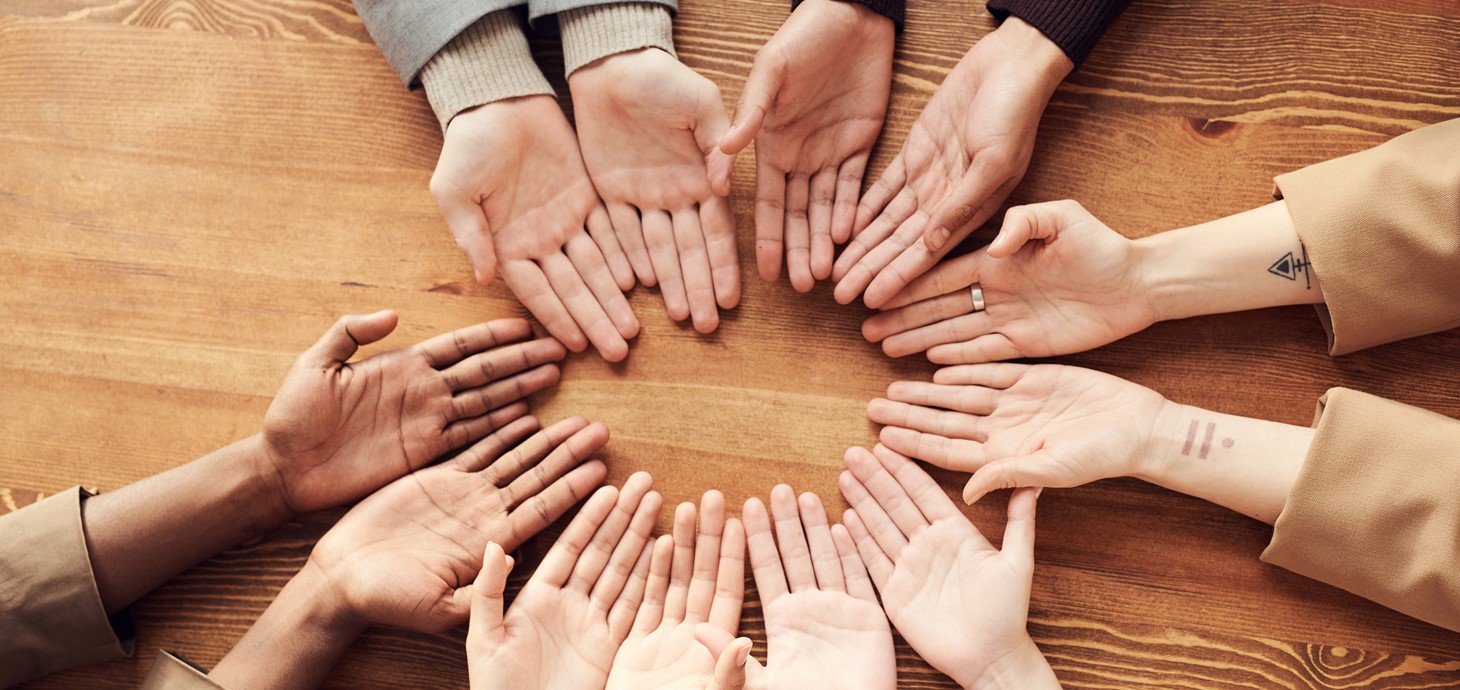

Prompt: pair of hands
xmin=727 ymin=0 xmax=1071 ymax=307
xmin=433 ymin=48 xmax=738 ymax=361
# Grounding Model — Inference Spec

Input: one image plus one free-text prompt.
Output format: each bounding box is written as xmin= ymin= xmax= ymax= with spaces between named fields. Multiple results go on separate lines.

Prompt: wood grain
xmin=3 ymin=0 xmax=1460 ymax=688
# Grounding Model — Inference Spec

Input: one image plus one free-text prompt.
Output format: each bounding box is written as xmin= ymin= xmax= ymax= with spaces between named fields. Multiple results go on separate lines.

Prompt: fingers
xmin=436 ymin=196 xmax=498 ymax=285
xmin=796 ymin=492 xmax=845 ymax=593
xmin=886 ymin=380 xmax=998 ymax=416
xmin=418 ymin=318 xmax=534 ymax=370
xmin=672 ymin=207 xmax=721 ymax=334
xmin=448 ymin=363 xmax=561 ymax=423
xmin=583 ymin=475 xmax=661 ymax=604
xmin=441 ymin=401 xmax=532 ymax=454
xmin=742 ymin=497 xmax=787 ymax=604
xmin=851 ymin=153 xmax=906 ymax=241
xmin=721 ymin=53 xmax=779 ymax=156
xmin=505 ymin=460 xmax=608 ymax=549
xmin=784 ymin=174 xmax=813 ymax=293
xmin=836 ymin=470 xmax=906 ymax=560
xmin=877 ymin=251 xmax=980 ymax=312
xmin=708 ymin=517 xmax=746 ymax=633
xmin=927 ymin=333 xmax=1021 ymax=365
xmin=963 ymin=452 xmax=1060 ymax=505
xmin=753 ymin=157 xmax=787 ymax=283
xmin=842 ymin=446 xmax=928 ymax=538
xmin=863 ymin=230 xmax=942 ymax=309
xmin=1001 ymin=486 xmax=1041 ymax=571
xmin=449 ymin=414 xmax=541 ymax=472
xmin=665 ymin=501 xmax=698 ymax=623
xmin=468 ymin=542 xmax=513 ymax=636
xmin=439 ymin=336 xmax=566 ymax=393
xmin=862 ymin=292 xmax=971 ymax=347
xmin=877 ymin=426 xmax=986 ymax=473
xmin=302 ymin=310 xmax=398 ymax=367
xmin=587 ymin=203 xmax=636 ymax=291
xmin=830 ymin=523 xmax=876 ymax=604
xmin=767 ymin=485 xmax=815 ymax=592
xmin=922 ymin=156 xmax=1017 ymax=254
xmin=834 ymin=192 xmax=920 ymax=303
xmin=536 ymin=484 xmax=619 ymax=588
xmin=867 ymin=398 xmax=983 ymax=442
xmin=832 ymin=153 xmax=869 ymax=245
xmin=808 ymin=168 xmax=837 ymax=281
xmin=501 ymin=261 xmax=588 ymax=354
xmin=500 ymin=420 xmax=609 ymax=508
xmin=566 ymin=232 xmax=641 ymax=341
xmin=706 ymin=636 xmax=752 ymax=690
xmin=701 ymin=195 xmax=742 ymax=311
xmin=537 ymin=250 xmax=627 ymax=360
xmin=609 ymin=202 xmax=657 ymax=287
xmin=841 ymin=508 xmax=894 ymax=587
xmin=881 ymin=312 xmax=995 ymax=359
xmin=609 ymin=539 xmax=656 ymax=641
xmin=632 ymin=535 xmax=674 ymax=633
xmin=687 ymin=491 xmax=727 ymax=624
xmin=645 ymin=210 xmax=690 ymax=322
xmin=870 ymin=444 xmax=962 ymax=523
xmin=989 ymin=201 xmax=1087 ymax=259
xmin=933 ymin=363 xmax=1030 ymax=389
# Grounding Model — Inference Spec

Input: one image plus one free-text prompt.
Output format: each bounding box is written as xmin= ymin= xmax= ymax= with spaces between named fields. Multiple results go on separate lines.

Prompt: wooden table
xmin=4 ymin=0 xmax=1459 ymax=687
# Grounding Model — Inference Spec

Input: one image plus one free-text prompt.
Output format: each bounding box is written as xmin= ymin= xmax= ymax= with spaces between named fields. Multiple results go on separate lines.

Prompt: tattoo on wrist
xmin=1181 ymin=419 xmax=1233 ymax=460
xmin=1267 ymin=242 xmax=1312 ymax=289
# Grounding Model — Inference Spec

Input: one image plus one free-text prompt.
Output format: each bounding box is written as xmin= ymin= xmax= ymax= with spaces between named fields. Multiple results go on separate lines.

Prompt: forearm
xmin=82 ymin=434 xmax=291 ymax=614
xmin=964 ymin=636 xmax=1061 ymax=690
xmin=1137 ymin=400 xmax=1313 ymax=525
xmin=1139 ymin=200 xmax=1325 ymax=323
xmin=210 ymin=562 xmax=363 ymax=690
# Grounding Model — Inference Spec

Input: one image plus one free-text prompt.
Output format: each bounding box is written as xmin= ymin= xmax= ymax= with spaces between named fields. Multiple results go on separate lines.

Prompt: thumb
xmin=987 ymin=201 xmax=1083 ymax=259
xmin=706 ymin=636 xmax=753 ymax=690
xmin=719 ymin=54 xmax=782 ymax=157
xmin=301 ymin=310 xmax=398 ymax=367
xmin=922 ymin=160 xmax=1010 ymax=253
xmin=693 ymin=80 xmax=736 ymax=198
xmin=1000 ymin=486 xmax=1040 ymax=571
xmin=468 ymin=543 xmax=514 ymax=637
xmin=439 ymin=198 xmax=498 ymax=285
xmin=961 ymin=452 xmax=1064 ymax=505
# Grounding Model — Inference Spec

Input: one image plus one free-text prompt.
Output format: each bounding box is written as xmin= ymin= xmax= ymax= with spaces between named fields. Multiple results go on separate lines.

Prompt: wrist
xmin=1131 ymin=398 xmax=1192 ymax=486
xmin=273 ymin=560 xmax=368 ymax=641
xmin=961 ymin=636 xmax=1060 ymax=690
xmin=989 ymin=16 xmax=1073 ymax=94
xmin=236 ymin=434 xmax=297 ymax=530
xmin=560 ymin=3 xmax=675 ymax=76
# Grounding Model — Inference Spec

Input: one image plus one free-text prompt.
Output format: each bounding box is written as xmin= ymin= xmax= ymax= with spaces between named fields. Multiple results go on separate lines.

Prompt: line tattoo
xmin=1267 ymin=241 xmax=1312 ymax=289
xmin=1181 ymin=420 xmax=1232 ymax=459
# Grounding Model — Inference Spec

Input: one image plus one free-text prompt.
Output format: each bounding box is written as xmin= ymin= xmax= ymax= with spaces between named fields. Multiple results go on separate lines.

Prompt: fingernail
xmin=736 ymin=642 xmax=750 ymax=666
xmin=929 ymin=227 xmax=951 ymax=250
xmin=1033 ymin=487 xmax=1045 ymax=499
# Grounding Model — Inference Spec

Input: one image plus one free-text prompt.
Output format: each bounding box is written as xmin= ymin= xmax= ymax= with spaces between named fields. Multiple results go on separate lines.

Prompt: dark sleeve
xmin=986 ymin=0 xmax=1130 ymax=68
xmin=792 ymin=0 xmax=904 ymax=30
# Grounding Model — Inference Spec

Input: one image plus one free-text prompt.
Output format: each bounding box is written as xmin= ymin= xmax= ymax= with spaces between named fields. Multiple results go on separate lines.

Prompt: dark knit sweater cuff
xmin=986 ymin=0 xmax=1130 ymax=68
xmin=792 ymin=0 xmax=904 ymax=31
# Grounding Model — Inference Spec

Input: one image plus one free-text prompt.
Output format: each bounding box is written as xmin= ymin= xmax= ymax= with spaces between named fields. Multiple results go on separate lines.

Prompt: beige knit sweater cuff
xmin=560 ymin=3 xmax=676 ymax=76
xmin=420 ymin=10 xmax=555 ymax=131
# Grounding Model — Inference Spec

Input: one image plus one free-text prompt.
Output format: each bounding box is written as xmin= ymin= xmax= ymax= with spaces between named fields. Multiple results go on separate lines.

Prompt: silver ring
xmin=970 ymin=287 xmax=985 ymax=313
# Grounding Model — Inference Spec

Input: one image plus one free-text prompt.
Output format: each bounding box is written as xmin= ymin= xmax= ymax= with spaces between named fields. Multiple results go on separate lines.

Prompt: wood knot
xmin=1185 ymin=117 xmax=1240 ymax=140
xmin=428 ymin=282 xmax=464 ymax=295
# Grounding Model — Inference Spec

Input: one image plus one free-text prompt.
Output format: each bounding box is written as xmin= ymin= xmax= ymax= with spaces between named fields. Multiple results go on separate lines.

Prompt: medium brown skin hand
xmin=433 ymin=95 xmax=641 ymax=361
xmin=210 ymin=416 xmax=610 ymax=690
xmin=833 ymin=18 xmax=1072 ymax=309
xmin=714 ymin=0 xmax=894 ymax=292
xmin=260 ymin=311 xmax=567 ymax=514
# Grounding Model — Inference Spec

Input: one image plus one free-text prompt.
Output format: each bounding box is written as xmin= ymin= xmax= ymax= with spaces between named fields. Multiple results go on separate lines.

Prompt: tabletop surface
xmin=3 ymin=0 xmax=1460 ymax=687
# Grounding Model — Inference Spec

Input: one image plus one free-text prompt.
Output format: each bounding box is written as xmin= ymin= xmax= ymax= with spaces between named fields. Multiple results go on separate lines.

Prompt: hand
xmin=696 ymin=487 xmax=896 ymax=690
xmin=833 ymin=18 xmax=1073 ymax=309
xmin=607 ymin=492 xmax=747 ymax=690
xmin=304 ymin=416 xmax=610 ymax=632
xmin=862 ymin=200 xmax=1155 ymax=363
xmin=571 ymin=48 xmax=739 ymax=333
xmin=840 ymin=445 xmax=1058 ymax=689
xmin=867 ymin=362 xmax=1167 ymax=504
xmin=468 ymin=473 xmax=662 ymax=690
xmin=716 ymin=0 xmax=893 ymax=291
xmin=261 ymin=312 xmax=566 ymax=514
xmin=432 ymin=95 xmax=641 ymax=361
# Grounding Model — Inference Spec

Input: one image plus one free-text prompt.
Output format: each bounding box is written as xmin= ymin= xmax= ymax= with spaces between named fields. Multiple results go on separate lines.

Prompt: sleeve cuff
xmin=559 ymin=3 xmax=676 ymax=76
xmin=1272 ymin=118 xmax=1460 ymax=356
xmin=139 ymin=650 xmax=231 ymax=690
xmin=0 ymin=487 xmax=135 ymax=687
xmin=419 ymin=9 xmax=556 ymax=131
xmin=1263 ymin=388 xmax=1460 ymax=632
xmin=792 ymin=0 xmax=904 ymax=30
xmin=985 ymin=0 xmax=1131 ymax=68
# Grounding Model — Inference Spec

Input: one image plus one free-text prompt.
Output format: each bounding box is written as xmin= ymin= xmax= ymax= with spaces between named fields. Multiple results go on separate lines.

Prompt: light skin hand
xmin=840 ymin=446 xmax=1059 ymax=690
xmin=468 ymin=473 xmax=663 ymax=690
xmin=715 ymin=0 xmax=894 ymax=291
xmin=866 ymin=362 xmax=1167 ymax=504
xmin=861 ymin=200 xmax=1154 ymax=363
xmin=261 ymin=311 xmax=568 ymax=514
xmin=571 ymin=48 xmax=739 ymax=333
xmin=834 ymin=17 xmax=1072 ymax=309
xmin=432 ymin=95 xmax=640 ymax=361
xmin=607 ymin=492 xmax=748 ymax=690
xmin=211 ymin=417 xmax=609 ymax=689
xmin=694 ymin=487 xmax=896 ymax=690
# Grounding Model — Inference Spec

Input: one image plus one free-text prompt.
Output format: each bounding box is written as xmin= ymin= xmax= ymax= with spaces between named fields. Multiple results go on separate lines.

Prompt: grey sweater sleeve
xmin=353 ymin=0 xmax=524 ymax=85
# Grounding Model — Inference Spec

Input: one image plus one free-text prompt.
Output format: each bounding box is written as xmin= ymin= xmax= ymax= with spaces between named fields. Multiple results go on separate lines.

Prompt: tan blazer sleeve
xmin=0 ymin=487 xmax=134 ymax=688
xmin=1262 ymin=388 xmax=1460 ymax=631
xmin=1273 ymin=117 xmax=1460 ymax=355
xmin=139 ymin=650 xmax=230 ymax=690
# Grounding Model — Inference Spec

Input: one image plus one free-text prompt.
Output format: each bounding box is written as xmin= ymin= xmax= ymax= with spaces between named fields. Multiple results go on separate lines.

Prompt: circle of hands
xmin=253 ymin=0 xmax=1205 ymax=687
